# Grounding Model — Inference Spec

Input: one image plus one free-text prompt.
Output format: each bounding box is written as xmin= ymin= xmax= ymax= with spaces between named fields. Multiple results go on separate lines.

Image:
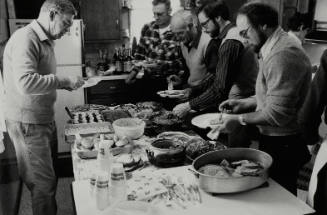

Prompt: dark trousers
xmin=314 ymin=163 xmax=327 ymax=215
xmin=259 ymin=134 xmax=311 ymax=194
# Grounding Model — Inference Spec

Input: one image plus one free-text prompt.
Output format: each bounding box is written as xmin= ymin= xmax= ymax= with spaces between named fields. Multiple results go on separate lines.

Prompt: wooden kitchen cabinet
xmin=80 ymin=0 xmax=121 ymax=41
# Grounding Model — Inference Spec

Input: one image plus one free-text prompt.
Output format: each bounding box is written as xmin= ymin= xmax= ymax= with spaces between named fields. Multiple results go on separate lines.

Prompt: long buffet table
xmin=70 ymin=135 xmax=315 ymax=215
xmin=72 ymin=165 xmax=315 ymax=215
xmin=67 ymin=103 xmax=315 ymax=215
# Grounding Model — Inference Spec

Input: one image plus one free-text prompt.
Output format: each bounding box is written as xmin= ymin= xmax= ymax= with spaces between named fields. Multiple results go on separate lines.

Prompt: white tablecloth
xmin=72 ymin=166 xmax=315 ymax=215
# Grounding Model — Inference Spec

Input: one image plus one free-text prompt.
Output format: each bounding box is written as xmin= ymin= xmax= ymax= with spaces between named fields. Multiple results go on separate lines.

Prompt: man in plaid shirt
xmin=126 ymin=0 xmax=183 ymax=87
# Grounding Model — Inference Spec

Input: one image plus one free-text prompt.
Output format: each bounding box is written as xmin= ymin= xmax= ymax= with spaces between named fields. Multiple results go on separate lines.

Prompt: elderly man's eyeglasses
xmin=200 ymin=18 xmax=210 ymax=28
xmin=239 ymin=26 xmax=250 ymax=39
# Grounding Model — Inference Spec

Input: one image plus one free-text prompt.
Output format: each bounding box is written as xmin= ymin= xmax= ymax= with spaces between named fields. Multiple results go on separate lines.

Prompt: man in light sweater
xmin=169 ymin=9 xmax=219 ymax=89
xmin=2 ymin=0 xmax=84 ymax=214
xmin=218 ymin=3 xmax=312 ymax=194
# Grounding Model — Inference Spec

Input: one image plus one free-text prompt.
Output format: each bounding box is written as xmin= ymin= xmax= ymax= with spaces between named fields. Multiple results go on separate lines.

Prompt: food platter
xmin=68 ymin=104 xmax=111 ymax=113
xmin=152 ymin=111 xmax=182 ymax=126
xmin=157 ymin=90 xmax=185 ymax=99
xmin=191 ymin=113 xmax=232 ymax=129
xmin=113 ymin=102 xmax=162 ymax=120
xmin=185 ymin=138 xmax=226 ymax=161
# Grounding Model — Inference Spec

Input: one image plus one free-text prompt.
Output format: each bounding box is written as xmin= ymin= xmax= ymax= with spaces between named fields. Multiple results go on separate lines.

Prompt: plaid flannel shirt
xmin=134 ymin=21 xmax=184 ymax=78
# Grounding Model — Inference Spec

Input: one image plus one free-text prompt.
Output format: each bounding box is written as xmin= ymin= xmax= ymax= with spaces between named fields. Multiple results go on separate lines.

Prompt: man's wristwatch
xmin=238 ymin=114 xmax=247 ymax=125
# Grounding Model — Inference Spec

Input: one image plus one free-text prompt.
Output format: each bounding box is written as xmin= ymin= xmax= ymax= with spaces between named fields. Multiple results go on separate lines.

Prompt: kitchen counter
xmin=89 ymin=71 xmax=144 ymax=81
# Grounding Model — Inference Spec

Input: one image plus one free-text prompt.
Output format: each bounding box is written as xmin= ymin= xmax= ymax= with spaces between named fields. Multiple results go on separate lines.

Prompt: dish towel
xmin=307 ymin=140 xmax=327 ymax=207
xmin=0 ymin=68 xmax=6 ymax=153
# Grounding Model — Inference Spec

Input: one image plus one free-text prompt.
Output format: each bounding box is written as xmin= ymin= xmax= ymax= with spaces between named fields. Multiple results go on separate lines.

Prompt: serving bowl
xmin=146 ymin=138 xmax=185 ymax=168
xmin=150 ymin=138 xmax=184 ymax=155
xmin=189 ymin=148 xmax=273 ymax=194
xmin=112 ymin=118 xmax=145 ymax=139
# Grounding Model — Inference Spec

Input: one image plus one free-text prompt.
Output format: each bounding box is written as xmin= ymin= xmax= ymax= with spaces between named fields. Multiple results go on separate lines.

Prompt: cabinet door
xmin=80 ymin=0 xmax=120 ymax=41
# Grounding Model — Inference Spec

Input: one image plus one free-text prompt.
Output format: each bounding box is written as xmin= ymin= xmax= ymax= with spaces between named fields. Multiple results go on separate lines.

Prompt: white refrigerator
xmin=9 ymin=19 xmax=85 ymax=153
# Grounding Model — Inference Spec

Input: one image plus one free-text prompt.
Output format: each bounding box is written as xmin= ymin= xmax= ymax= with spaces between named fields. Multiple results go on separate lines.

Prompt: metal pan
xmin=189 ymin=148 xmax=273 ymax=194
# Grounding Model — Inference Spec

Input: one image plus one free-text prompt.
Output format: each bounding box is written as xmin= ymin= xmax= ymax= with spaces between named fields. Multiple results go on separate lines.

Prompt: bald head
xmin=40 ymin=0 xmax=76 ymax=16
xmin=171 ymin=10 xmax=199 ymax=33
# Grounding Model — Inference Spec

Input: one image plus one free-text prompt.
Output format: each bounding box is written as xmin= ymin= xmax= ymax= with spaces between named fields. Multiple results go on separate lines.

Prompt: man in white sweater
xmin=2 ymin=0 xmax=84 ymax=214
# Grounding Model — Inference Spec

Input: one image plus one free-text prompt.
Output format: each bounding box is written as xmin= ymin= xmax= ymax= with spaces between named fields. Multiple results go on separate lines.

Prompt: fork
xmin=168 ymin=79 xmax=174 ymax=91
xmin=218 ymin=108 xmax=226 ymax=122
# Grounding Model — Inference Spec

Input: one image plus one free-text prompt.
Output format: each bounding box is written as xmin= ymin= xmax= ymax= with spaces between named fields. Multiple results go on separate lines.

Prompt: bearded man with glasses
xmin=218 ymin=3 xmax=312 ymax=194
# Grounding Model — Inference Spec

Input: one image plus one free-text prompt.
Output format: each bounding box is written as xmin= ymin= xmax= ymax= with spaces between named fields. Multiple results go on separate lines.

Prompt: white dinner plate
xmin=81 ymin=77 xmax=101 ymax=88
xmin=157 ymin=90 xmax=185 ymax=98
xmin=191 ymin=113 xmax=232 ymax=129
